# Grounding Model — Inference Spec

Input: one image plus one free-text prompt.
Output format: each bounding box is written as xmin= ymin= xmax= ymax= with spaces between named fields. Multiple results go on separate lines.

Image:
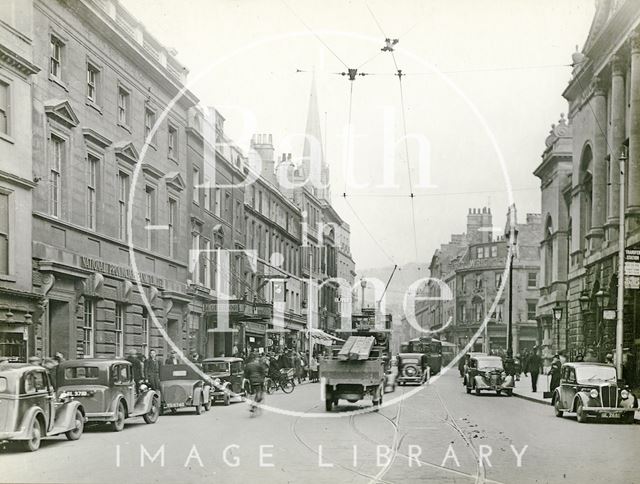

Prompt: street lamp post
xmin=553 ymin=304 xmax=563 ymax=353
xmin=506 ymin=217 xmax=519 ymax=360
xmin=615 ymin=148 xmax=627 ymax=376
xmin=595 ymin=289 xmax=606 ymax=359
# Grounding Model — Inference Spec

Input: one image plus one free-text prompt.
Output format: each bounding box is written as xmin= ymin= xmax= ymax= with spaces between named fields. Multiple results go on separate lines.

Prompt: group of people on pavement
xmin=125 ymin=348 xmax=201 ymax=391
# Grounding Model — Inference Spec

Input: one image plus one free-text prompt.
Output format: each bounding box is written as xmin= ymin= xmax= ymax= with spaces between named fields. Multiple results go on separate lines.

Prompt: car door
xmin=113 ymin=363 xmax=135 ymax=408
xmin=560 ymin=367 xmax=577 ymax=409
xmin=230 ymin=362 xmax=241 ymax=393
xmin=31 ymin=370 xmax=54 ymax=432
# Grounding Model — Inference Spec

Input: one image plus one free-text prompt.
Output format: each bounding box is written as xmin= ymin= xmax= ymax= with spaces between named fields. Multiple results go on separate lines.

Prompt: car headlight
xmin=59 ymin=391 xmax=68 ymax=399
xmin=139 ymin=383 xmax=148 ymax=392
xmin=501 ymin=372 xmax=507 ymax=378
xmin=214 ymin=378 xmax=221 ymax=385
xmin=589 ymin=389 xmax=599 ymax=399
xmin=621 ymin=389 xmax=629 ymax=400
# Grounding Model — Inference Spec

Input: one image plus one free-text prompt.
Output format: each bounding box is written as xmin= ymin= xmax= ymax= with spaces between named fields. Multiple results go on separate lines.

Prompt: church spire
xmin=302 ymin=72 xmax=331 ymax=201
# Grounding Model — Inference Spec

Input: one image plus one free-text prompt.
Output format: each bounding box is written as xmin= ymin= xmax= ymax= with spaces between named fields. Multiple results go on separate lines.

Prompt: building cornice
xmin=0 ymin=169 xmax=36 ymax=189
xmin=0 ymin=43 xmax=39 ymax=76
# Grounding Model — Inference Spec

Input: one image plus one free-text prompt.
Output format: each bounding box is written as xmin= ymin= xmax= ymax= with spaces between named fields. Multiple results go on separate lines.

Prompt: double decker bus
xmin=400 ymin=336 xmax=443 ymax=374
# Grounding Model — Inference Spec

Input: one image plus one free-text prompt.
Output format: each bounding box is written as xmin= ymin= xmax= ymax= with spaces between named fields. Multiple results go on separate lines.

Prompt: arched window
xmin=544 ymin=216 xmax=553 ymax=286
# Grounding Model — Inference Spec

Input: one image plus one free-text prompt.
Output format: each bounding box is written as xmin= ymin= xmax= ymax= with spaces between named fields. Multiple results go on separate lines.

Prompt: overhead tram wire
xmin=344 ymin=197 xmax=397 ymax=266
xmin=364 ymin=1 xmax=420 ymax=261
xmin=281 ymin=0 xmax=349 ymax=70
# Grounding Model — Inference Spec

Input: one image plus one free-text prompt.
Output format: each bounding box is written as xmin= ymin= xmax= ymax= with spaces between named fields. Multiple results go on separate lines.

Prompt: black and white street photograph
xmin=1 ymin=0 xmax=640 ymax=482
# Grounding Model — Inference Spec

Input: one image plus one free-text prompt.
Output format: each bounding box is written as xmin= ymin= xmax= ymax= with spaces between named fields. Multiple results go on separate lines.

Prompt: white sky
xmin=122 ymin=0 xmax=595 ymax=270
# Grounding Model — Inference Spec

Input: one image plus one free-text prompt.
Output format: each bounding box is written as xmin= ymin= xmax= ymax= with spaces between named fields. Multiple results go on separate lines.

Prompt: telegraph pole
xmin=616 ymin=149 xmax=626 ymax=376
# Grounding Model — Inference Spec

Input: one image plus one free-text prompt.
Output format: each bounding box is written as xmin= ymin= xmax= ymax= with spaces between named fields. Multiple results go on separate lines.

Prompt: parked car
xmin=56 ymin=359 xmax=160 ymax=431
xmin=160 ymin=364 xmax=211 ymax=414
xmin=0 ymin=363 xmax=85 ymax=451
xmin=552 ymin=362 xmax=637 ymax=423
xmin=201 ymin=357 xmax=249 ymax=405
xmin=464 ymin=355 xmax=514 ymax=396
xmin=396 ymin=352 xmax=429 ymax=386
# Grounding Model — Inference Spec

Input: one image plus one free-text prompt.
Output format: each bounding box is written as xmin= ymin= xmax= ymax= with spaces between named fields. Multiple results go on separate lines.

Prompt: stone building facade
xmin=0 ymin=0 xmax=354 ymax=362
xmin=29 ymin=0 xmax=197 ymax=360
xmin=414 ymin=208 xmax=541 ymax=356
xmin=0 ymin=0 xmax=41 ymax=361
xmin=535 ymin=1 xmax=640 ymax=380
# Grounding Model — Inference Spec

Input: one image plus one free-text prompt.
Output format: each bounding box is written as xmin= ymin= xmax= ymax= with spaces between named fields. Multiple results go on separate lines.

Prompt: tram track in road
xmin=348 ymin=384 xmax=504 ymax=484
xmin=290 ymin=402 xmax=395 ymax=484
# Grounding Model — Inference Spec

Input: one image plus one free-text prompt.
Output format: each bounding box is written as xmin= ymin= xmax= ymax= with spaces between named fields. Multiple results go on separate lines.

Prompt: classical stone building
xmin=414 ymin=208 xmax=541 ymax=356
xmin=0 ymin=0 xmax=41 ymax=361
xmin=535 ymin=1 xmax=640 ymax=378
xmin=30 ymin=0 xmax=197 ymax=359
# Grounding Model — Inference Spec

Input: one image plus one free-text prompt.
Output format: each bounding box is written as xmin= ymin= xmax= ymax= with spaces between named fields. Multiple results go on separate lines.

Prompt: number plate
xmin=601 ymin=412 xmax=618 ymax=418
xmin=165 ymin=402 xmax=184 ymax=408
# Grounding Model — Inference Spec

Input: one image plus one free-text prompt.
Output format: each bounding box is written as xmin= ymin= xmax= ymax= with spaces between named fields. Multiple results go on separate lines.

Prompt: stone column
xmin=589 ymin=76 xmax=607 ymax=250
xmin=607 ymin=54 xmax=626 ymax=241
xmin=628 ymin=31 xmax=640 ymax=227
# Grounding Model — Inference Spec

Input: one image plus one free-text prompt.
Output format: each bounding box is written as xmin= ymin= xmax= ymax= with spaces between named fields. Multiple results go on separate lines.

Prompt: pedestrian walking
xmin=526 ymin=348 xmax=542 ymax=392
xmin=244 ymin=354 xmax=267 ymax=416
xmin=309 ymin=354 xmax=319 ymax=382
xmin=144 ymin=349 xmax=162 ymax=391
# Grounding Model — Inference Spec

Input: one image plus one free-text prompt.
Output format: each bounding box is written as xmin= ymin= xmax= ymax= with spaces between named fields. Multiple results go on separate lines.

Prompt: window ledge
xmin=168 ymin=155 xmax=179 ymax=164
xmin=48 ymin=74 xmax=68 ymax=92
xmin=0 ymin=274 xmax=17 ymax=282
xmin=0 ymin=132 xmax=14 ymax=144
xmin=117 ymin=122 xmax=131 ymax=134
xmin=86 ymin=100 xmax=102 ymax=115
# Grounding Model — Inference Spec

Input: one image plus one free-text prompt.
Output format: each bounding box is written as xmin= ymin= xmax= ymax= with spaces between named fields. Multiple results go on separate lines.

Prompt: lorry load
xmin=337 ymin=336 xmax=375 ymax=361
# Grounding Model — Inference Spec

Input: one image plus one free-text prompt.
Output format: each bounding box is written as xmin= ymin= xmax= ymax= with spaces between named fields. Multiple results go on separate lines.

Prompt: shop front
xmin=204 ymin=299 xmax=271 ymax=357
xmin=0 ymin=288 xmax=40 ymax=362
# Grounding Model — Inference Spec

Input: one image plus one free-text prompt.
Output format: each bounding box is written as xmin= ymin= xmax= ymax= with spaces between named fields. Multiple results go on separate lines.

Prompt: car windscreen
xmin=476 ymin=358 xmax=504 ymax=370
xmin=203 ymin=362 xmax=228 ymax=373
xmin=576 ymin=366 xmax=616 ymax=383
xmin=0 ymin=376 xmax=7 ymax=392
xmin=64 ymin=367 xmax=99 ymax=380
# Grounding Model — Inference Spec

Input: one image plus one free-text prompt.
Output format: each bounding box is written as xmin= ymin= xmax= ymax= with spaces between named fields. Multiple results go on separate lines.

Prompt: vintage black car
xmin=201 ymin=357 xmax=249 ymax=405
xmin=552 ymin=362 xmax=637 ymax=423
xmin=57 ymin=359 xmax=160 ymax=431
xmin=464 ymin=355 xmax=514 ymax=396
xmin=396 ymin=352 xmax=429 ymax=386
xmin=0 ymin=363 xmax=86 ymax=451
xmin=160 ymin=364 xmax=211 ymax=414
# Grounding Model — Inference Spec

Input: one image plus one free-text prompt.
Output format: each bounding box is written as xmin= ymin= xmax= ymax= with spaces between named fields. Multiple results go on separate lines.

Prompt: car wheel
xmin=475 ymin=385 xmax=481 ymax=395
xmin=65 ymin=409 xmax=84 ymax=441
xmin=113 ymin=401 xmax=126 ymax=432
xmin=576 ymin=400 xmax=587 ymax=423
xmin=195 ymin=403 xmax=203 ymax=415
xmin=223 ymin=393 xmax=231 ymax=406
xmin=169 ymin=408 xmax=177 ymax=415
xmin=496 ymin=390 xmax=501 ymax=396
xmin=143 ymin=396 xmax=160 ymax=424
xmin=204 ymin=397 xmax=212 ymax=412
xmin=20 ymin=418 xmax=42 ymax=452
xmin=504 ymin=389 xmax=513 ymax=397
xmin=553 ymin=396 xmax=563 ymax=417
xmin=325 ymin=397 xmax=333 ymax=411
xmin=466 ymin=384 xmax=471 ymax=394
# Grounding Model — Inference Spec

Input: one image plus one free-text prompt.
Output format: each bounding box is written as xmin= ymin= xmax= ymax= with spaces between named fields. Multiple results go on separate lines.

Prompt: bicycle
xmin=265 ymin=368 xmax=295 ymax=394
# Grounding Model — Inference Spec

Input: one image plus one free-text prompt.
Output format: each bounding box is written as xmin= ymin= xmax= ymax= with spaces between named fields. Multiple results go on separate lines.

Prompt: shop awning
xmin=306 ymin=328 xmax=344 ymax=347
